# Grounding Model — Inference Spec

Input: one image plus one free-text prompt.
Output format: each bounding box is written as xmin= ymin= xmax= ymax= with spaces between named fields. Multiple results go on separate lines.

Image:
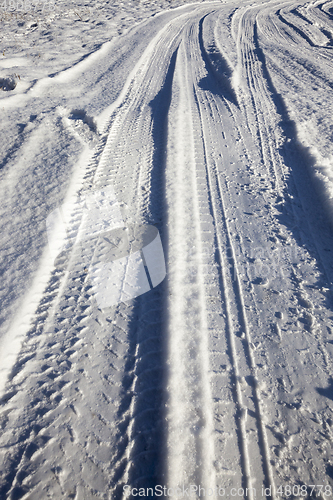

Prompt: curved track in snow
xmin=1 ymin=1 xmax=333 ymax=498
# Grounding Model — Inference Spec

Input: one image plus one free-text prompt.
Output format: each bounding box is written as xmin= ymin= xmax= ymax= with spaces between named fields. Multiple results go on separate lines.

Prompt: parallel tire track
xmin=0 ymin=10 xmax=193 ymax=499
xmin=193 ymin=14 xmax=273 ymax=497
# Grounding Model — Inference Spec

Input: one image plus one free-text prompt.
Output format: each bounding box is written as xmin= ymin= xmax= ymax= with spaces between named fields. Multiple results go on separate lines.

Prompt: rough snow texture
xmin=1 ymin=0 xmax=333 ymax=498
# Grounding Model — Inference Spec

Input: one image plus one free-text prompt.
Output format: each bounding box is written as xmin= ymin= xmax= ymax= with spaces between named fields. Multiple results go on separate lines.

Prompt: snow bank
xmin=296 ymin=121 xmax=333 ymax=228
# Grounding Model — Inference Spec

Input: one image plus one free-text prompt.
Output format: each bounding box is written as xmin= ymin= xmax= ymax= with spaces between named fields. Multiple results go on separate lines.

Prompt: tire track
xmin=195 ymin=14 xmax=273 ymax=497
xmin=227 ymin=1 xmax=333 ymax=490
xmin=0 ymin=10 xmax=193 ymax=498
xmin=234 ymin=7 xmax=286 ymax=196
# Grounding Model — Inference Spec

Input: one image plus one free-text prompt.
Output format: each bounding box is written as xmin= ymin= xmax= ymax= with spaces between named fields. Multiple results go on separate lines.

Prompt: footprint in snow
xmin=317 ymin=379 xmax=333 ymax=401
xmin=0 ymin=76 xmax=17 ymax=91
xmin=252 ymin=277 xmax=269 ymax=286
xmin=64 ymin=108 xmax=99 ymax=146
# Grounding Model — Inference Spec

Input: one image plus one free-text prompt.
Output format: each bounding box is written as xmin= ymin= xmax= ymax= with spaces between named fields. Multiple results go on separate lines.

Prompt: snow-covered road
xmin=1 ymin=0 xmax=333 ymax=498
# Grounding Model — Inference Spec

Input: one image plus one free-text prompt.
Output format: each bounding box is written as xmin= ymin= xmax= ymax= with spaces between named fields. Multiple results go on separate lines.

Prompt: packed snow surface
xmin=1 ymin=0 xmax=333 ymax=498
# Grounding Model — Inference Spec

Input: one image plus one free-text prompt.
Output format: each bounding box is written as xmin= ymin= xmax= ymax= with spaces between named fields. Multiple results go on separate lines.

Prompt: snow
xmin=1 ymin=0 xmax=333 ymax=497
